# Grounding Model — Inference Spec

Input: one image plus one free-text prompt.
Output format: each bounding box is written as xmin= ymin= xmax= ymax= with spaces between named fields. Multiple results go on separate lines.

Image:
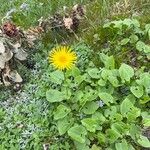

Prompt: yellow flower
xmin=49 ymin=46 xmax=77 ymax=70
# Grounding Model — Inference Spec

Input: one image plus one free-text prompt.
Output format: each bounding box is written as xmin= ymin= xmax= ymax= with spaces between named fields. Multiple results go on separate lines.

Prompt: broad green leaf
xmin=74 ymin=90 xmax=84 ymax=102
xmin=115 ymin=139 xmax=128 ymax=150
xmin=82 ymin=101 xmax=99 ymax=115
xmin=129 ymin=34 xmax=139 ymax=43
xmin=98 ymin=79 xmax=106 ymax=86
xmin=71 ymin=66 xmax=81 ymax=76
xmin=111 ymin=122 xmax=128 ymax=136
xmin=98 ymin=92 xmax=114 ymax=106
xmin=106 ymin=129 xmax=121 ymax=143
xmin=66 ymin=66 xmax=81 ymax=77
xmin=127 ymin=107 xmax=141 ymax=121
xmin=130 ymin=86 xmax=143 ymax=98
xmin=57 ymin=116 xmax=73 ymax=135
xmin=120 ymin=38 xmax=130 ymax=45
xmin=81 ymin=118 xmax=98 ymax=133
xmin=137 ymin=135 xmax=150 ymax=148
xmin=143 ymin=118 xmax=150 ymax=127
xmin=74 ymin=141 xmax=90 ymax=150
xmin=50 ymin=70 xmax=64 ymax=84
xmin=101 ymin=69 xmax=110 ymax=80
xmin=92 ymin=111 xmax=106 ymax=124
xmin=120 ymin=97 xmax=133 ymax=116
xmin=144 ymin=45 xmax=150 ymax=53
xmin=75 ymin=75 xmax=85 ymax=85
xmin=129 ymin=124 xmax=141 ymax=140
xmin=136 ymin=73 xmax=150 ymax=89
xmin=104 ymin=56 xmax=115 ymax=69
xmin=88 ymin=68 xmax=100 ymax=79
xmin=54 ymin=104 xmax=71 ymax=120
xmin=136 ymin=41 xmax=145 ymax=52
xmin=104 ymin=106 xmax=117 ymax=118
xmin=46 ymin=89 xmax=64 ymax=103
xmin=97 ymin=132 xmax=106 ymax=144
xmin=111 ymin=113 xmax=123 ymax=122
xmin=100 ymin=53 xmax=115 ymax=69
xmin=68 ymin=125 xmax=87 ymax=143
xmin=119 ymin=63 xmax=134 ymax=82
xmin=108 ymin=75 xmax=119 ymax=87
xmin=98 ymin=84 xmax=114 ymax=94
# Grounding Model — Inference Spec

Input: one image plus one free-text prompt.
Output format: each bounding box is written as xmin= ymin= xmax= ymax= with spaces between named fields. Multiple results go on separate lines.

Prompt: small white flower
xmin=97 ymin=100 xmax=105 ymax=107
xmin=20 ymin=3 xmax=29 ymax=10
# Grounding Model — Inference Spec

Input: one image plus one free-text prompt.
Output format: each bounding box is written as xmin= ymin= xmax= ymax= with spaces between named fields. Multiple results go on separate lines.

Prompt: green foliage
xmin=44 ymin=45 xmax=150 ymax=149
xmin=1 ymin=0 xmax=150 ymax=150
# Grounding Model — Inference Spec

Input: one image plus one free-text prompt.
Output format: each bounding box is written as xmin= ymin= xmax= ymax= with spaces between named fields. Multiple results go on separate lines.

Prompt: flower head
xmin=49 ymin=46 xmax=77 ymax=70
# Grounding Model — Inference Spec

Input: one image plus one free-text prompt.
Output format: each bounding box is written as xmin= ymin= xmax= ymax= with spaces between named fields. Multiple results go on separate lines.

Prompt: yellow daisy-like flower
xmin=49 ymin=46 xmax=77 ymax=70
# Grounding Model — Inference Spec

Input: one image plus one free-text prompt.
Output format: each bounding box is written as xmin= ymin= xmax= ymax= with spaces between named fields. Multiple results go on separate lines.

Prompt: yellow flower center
xmin=59 ymin=56 xmax=67 ymax=63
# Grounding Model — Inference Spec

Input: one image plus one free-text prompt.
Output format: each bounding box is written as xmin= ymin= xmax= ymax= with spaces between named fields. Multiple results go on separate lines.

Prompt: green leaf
xmin=68 ymin=125 xmax=87 ymax=143
xmin=104 ymin=106 xmax=117 ymax=118
xmin=100 ymin=53 xmax=115 ymax=69
xmin=81 ymin=118 xmax=98 ymax=133
xmin=98 ymin=92 xmax=114 ymax=106
xmin=75 ymin=75 xmax=85 ymax=85
xmin=108 ymin=75 xmax=119 ymax=87
xmin=74 ymin=141 xmax=90 ymax=150
xmin=66 ymin=66 xmax=81 ymax=77
xmin=57 ymin=116 xmax=73 ymax=135
xmin=88 ymin=68 xmax=100 ymax=79
xmin=120 ymin=38 xmax=130 ymax=45
xmin=136 ymin=41 xmax=145 ymax=52
xmin=127 ymin=107 xmax=141 ymax=121
xmin=119 ymin=63 xmax=134 ymax=82
xmin=101 ymin=69 xmax=110 ymax=80
xmin=111 ymin=113 xmax=123 ymax=122
xmin=50 ymin=70 xmax=64 ymax=84
xmin=97 ymin=132 xmax=106 ymax=144
xmin=129 ymin=124 xmax=141 ymax=140
xmin=143 ymin=118 xmax=150 ymax=127
xmin=136 ymin=73 xmax=150 ymax=89
xmin=144 ymin=45 xmax=150 ymax=53
xmin=106 ymin=129 xmax=121 ymax=143
xmin=46 ymin=89 xmax=64 ymax=103
xmin=74 ymin=90 xmax=84 ymax=102
xmin=130 ymin=86 xmax=143 ymax=98
xmin=120 ymin=97 xmax=133 ymax=116
xmin=54 ymin=104 xmax=71 ymax=120
xmin=111 ymin=122 xmax=128 ymax=136
xmin=98 ymin=79 xmax=106 ymax=86
xmin=129 ymin=34 xmax=139 ymax=43
xmin=82 ymin=101 xmax=99 ymax=115
xmin=115 ymin=140 xmax=128 ymax=150
xmin=92 ymin=111 xmax=106 ymax=124
xmin=137 ymin=135 xmax=150 ymax=148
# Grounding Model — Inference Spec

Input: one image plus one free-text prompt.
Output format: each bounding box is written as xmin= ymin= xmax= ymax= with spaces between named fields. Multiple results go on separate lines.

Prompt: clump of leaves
xmin=84 ymin=18 xmax=150 ymax=68
xmin=43 ymin=41 xmax=150 ymax=149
